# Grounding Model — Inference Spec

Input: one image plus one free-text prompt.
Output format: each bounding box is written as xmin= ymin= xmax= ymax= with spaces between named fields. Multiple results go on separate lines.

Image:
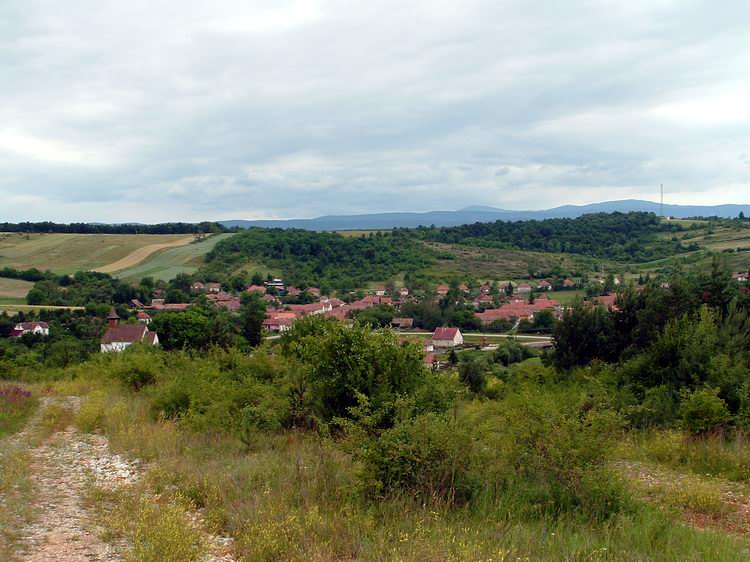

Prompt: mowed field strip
xmin=112 ymin=233 xmax=236 ymax=281
xmin=0 ymin=232 xmax=192 ymax=274
xmin=93 ymin=235 xmax=194 ymax=273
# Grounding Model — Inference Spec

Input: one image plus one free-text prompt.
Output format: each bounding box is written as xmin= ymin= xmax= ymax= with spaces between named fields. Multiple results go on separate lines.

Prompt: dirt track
xmin=93 ymin=236 xmax=194 ymax=274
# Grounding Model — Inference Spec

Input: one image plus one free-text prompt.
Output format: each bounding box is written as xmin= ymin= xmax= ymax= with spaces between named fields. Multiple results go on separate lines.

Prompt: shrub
xmin=679 ymin=387 xmax=731 ymax=434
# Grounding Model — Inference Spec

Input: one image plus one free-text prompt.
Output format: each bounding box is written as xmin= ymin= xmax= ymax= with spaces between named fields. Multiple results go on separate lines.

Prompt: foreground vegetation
xmin=2 ymin=308 xmax=750 ymax=559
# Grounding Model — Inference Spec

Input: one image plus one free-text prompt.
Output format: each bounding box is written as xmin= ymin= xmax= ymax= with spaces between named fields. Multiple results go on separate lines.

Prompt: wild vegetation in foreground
xmin=2 ymin=302 xmax=750 ymax=560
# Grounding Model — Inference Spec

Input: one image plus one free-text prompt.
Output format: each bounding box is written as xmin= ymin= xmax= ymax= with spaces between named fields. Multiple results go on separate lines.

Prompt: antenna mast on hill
xmin=660 ymin=184 xmax=664 ymax=218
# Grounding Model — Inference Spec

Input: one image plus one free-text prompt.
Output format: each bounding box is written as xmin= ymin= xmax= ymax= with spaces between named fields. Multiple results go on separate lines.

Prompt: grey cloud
xmin=1 ymin=0 xmax=750 ymax=222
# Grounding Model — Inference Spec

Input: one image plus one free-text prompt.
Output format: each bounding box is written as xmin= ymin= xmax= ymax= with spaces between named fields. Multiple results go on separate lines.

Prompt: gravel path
xmin=13 ymin=397 xmax=131 ymax=561
xmin=11 ymin=395 xmax=236 ymax=562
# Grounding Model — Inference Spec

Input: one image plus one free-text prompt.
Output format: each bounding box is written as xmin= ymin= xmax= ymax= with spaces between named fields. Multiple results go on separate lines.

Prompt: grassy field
xmin=113 ymin=233 xmax=236 ymax=281
xmin=0 ymin=278 xmax=34 ymax=300
xmin=0 ymin=304 xmax=84 ymax=314
xmin=0 ymin=232 xmax=192 ymax=274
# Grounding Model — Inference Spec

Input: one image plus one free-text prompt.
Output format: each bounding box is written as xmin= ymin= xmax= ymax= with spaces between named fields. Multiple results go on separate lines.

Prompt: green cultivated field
xmin=113 ymin=233 xmax=236 ymax=281
xmin=0 ymin=232 xmax=190 ymax=274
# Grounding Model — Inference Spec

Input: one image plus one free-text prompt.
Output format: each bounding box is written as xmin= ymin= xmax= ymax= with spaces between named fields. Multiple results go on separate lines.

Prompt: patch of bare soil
xmin=13 ymin=396 xmax=235 ymax=562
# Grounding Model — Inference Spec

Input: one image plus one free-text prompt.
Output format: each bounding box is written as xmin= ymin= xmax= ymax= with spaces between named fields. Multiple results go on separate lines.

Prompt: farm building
xmin=432 ymin=327 xmax=464 ymax=348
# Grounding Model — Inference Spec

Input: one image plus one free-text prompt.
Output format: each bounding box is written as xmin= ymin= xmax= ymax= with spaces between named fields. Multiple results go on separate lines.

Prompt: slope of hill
xmin=111 ymin=233 xmax=236 ymax=282
xmin=0 ymin=232 xmax=192 ymax=274
xmin=221 ymin=200 xmax=750 ymax=231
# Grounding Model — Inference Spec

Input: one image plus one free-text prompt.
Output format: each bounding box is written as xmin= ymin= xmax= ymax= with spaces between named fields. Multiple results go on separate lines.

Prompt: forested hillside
xmin=202 ymin=228 xmax=434 ymax=291
xmin=413 ymin=212 xmax=694 ymax=261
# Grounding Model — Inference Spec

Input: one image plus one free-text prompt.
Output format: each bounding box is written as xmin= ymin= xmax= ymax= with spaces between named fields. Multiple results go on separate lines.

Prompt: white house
xmin=431 ymin=327 xmax=464 ymax=348
xmin=10 ymin=321 xmax=49 ymax=337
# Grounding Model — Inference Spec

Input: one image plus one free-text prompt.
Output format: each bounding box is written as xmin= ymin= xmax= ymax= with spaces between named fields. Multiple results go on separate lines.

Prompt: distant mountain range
xmin=219 ymin=200 xmax=750 ymax=231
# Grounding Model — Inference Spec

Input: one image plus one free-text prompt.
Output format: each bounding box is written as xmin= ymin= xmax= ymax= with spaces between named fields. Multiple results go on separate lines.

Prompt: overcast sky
xmin=2 ymin=0 xmax=749 ymax=222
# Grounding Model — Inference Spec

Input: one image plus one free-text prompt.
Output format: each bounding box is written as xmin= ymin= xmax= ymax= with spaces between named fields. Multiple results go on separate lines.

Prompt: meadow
xmin=112 ymin=233 xmax=236 ymax=281
xmin=0 ymin=232 xmax=191 ymax=274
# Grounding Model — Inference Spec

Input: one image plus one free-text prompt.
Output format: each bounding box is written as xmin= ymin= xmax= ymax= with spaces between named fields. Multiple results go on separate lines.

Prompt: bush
xmin=679 ymin=387 xmax=731 ymax=434
xmin=458 ymin=361 xmax=487 ymax=393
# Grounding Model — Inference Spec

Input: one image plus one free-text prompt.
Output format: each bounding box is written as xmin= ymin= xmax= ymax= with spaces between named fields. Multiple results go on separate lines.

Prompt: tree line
xmin=410 ymin=212 xmax=696 ymax=261
xmin=0 ymin=221 xmax=233 ymax=235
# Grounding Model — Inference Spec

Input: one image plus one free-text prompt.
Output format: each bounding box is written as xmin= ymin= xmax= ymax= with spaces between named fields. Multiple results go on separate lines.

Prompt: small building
xmin=563 ymin=278 xmax=576 ymax=288
xmin=191 ymin=281 xmax=205 ymax=292
xmin=374 ymin=286 xmax=386 ymax=296
xmin=391 ymin=317 xmax=414 ymax=329
xmin=207 ymin=282 xmax=222 ymax=293
xmin=262 ymin=317 xmax=295 ymax=332
xmin=136 ymin=311 xmax=152 ymax=324
xmin=265 ymin=278 xmax=285 ymax=289
xmin=537 ymin=280 xmax=552 ymax=291
xmin=246 ymin=285 xmax=267 ymax=294
xmin=127 ymin=299 xmax=145 ymax=309
xmin=100 ymin=308 xmax=158 ymax=352
xmin=398 ymin=287 xmax=409 ymax=297
xmin=10 ymin=321 xmax=50 ymax=337
xmin=516 ymin=282 xmax=532 ymax=294
xmin=431 ymin=327 xmax=464 ymax=348
xmin=436 ymin=284 xmax=450 ymax=296
xmin=733 ymin=272 xmax=749 ymax=283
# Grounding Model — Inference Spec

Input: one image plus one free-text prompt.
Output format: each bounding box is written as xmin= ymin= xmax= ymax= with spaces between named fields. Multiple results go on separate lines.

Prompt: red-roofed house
xmin=436 ymin=284 xmax=450 ymax=296
xmin=537 ymin=280 xmax=552 ymax=291
xmin=263 ymin=317 xmax=295 ymax=332
xmin=733 ymin=272 xmax=749 ymax=283
xmin=592 ymin=294 xmax=619 ymax=309
xmin=10 ymin=321 xmax=49 ymax=337
xmin=374 ymin=286 xmax=386 ymax=296
xmin=391 ymin=317 xmax=414 ymax=329
xmin=100 ymin=309 xmax=158 ymax=352
xmin=563 ymin=278 xmax=576 ymax=288
xmin=136 ymin=311 xmax=151 ymax=324
xmin=432 ymin=327 xmax=464 ymax=348
xmin=516 ymin=282 xmax=532 ymax=294
xmin=246 ymin=285 xmax=267 ymax=294
xmin=207 ymin=282 xmax=222 ymax=293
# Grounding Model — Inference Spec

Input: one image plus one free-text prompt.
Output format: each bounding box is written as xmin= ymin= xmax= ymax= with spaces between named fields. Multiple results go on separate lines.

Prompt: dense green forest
xmin=412 ymin=212 xmax=695 ymax=261
xmin=0 ymin=221 xmax=232 ymax=235
xmin=203 ymin=228 xmax=434 ymax=291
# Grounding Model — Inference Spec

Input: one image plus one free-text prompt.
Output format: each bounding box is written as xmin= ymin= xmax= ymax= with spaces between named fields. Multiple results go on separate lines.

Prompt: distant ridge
xmin=220 ymin=200 xmax=750 ymax=231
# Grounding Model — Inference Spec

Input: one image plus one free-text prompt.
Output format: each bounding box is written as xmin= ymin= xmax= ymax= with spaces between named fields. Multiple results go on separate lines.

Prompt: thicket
xmin=552 ymin=259 xmax=750 ymax=433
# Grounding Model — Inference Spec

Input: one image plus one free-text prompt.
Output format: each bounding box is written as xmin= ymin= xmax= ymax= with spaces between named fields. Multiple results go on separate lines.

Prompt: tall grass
xmin=70 ymin=382 xmax=750 ymax=561
xmin=618 ymin=429 xmax=750 ymax=482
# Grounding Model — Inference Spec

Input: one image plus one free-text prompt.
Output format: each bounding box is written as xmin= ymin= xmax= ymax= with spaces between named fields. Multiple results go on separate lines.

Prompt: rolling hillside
xmin=112 ymin=233 xmax=236 ymax=281
xmin=0 ymin=232 xmax=191 ymax=274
